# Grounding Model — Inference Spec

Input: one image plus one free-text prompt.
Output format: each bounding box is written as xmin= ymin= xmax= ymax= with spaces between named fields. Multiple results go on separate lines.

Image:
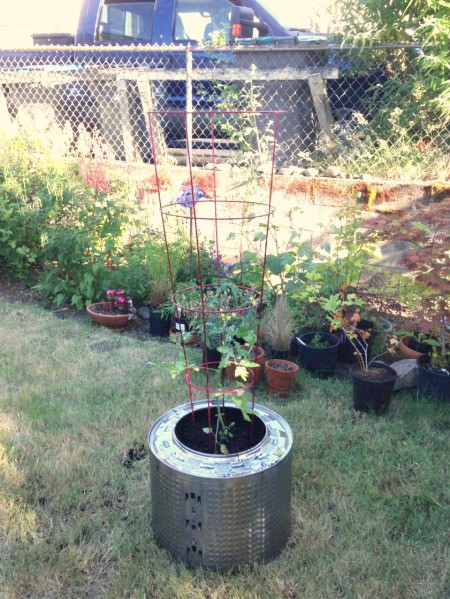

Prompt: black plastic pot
xmin=296 ymin=332 xmax=340 ymax=378
xmin=417 ymin=354 xmax=450 ymax=402
xmin=372 ymin=317 xmax=393 ymax=348
xmin=149 ymin=309 xmax=171 ymax=337
xmin=174 ymin=315 xmax=190 ymax=333
xmin=351 ymin=362 xmax=397 ymax=414
xmin=336 ymin=319 xmax=374 ymax=363
xmin=203 ymin=346 xmax=222 ymax=368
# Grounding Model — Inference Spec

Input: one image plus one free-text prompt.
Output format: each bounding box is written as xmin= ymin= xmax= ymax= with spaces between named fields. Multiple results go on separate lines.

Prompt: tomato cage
xmin=148 ymin=109 xmax=284 ymax=431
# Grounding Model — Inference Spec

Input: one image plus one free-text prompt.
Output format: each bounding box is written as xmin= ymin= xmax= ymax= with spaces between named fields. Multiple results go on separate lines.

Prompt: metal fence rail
xmin=0 ymin=43 xmax=448 ymax=180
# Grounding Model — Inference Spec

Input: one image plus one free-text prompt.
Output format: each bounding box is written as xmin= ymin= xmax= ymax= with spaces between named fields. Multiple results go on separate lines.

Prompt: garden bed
xmin=0 ymin=278 xmax=413 ymax=362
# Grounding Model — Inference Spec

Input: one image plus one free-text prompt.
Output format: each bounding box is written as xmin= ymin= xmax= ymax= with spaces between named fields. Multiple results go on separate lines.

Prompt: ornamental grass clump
xmin=265 ymin=294 xmax=294 ymax=353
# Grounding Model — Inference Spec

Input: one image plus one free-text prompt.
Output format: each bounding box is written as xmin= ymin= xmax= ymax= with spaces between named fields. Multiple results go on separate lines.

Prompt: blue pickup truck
xmin=75 ymin=0 xmax=304 ymax=47
xmin=0 ymin=0 xmax=331 ymax=162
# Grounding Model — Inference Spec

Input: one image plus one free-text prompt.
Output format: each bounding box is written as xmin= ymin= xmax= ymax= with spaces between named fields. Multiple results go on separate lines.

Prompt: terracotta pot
xmin=226 ymin=345 xmax=266 ymax=386
xmin=398 ymin=335 xmax=432 ymax=360
xmin=86 ymin=302 xmax=130 ymax=330
xmin=265 ymin=359 xmax=299 ymax=396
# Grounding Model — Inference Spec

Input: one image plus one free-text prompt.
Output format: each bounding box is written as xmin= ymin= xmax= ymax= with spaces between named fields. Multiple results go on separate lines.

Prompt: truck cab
xmin=75 ymin=0 xmax=303 ymax=48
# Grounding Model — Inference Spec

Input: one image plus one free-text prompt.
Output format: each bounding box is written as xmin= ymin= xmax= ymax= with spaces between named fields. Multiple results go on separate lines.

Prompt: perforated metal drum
xmin=148 ymin=400 xmax=293 ymax=570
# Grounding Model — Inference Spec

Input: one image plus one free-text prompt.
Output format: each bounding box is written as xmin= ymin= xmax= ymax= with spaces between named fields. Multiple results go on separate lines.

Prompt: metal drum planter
xmin=148 ymin=400 xmax=293 ymax=570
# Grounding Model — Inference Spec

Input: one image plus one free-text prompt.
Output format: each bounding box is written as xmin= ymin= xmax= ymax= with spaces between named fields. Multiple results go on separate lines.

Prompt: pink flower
xmin=77 ymin=128 xmax=114 ymax=195
xmin=104 ymin=289 xmax=134 ymax=314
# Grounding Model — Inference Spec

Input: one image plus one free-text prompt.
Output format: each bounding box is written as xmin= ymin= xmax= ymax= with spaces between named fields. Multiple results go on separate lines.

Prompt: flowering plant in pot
xmin=105 ymin=289 xmax=135 ymax=313
xmin=368 ymin=199 xmax=450 ymax=399
xmin=86 ymin=289 xmax=136 ymax=329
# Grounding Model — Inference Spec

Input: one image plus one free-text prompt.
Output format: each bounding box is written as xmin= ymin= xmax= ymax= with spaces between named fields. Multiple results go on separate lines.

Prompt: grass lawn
xmin=0 ymin=300 xmax=448 ymax=599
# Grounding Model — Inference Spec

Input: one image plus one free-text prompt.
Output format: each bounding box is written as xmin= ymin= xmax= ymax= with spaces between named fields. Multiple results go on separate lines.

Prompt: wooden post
xmin=116 ymin=74 xmax=136 ymax=162
xmin=308 ymin=73 xmax=335 ymax=141
xmin=0 ymin=86 xmax=12 ymax=133
xmin=135 ymin=72 xmax=167 ymax=161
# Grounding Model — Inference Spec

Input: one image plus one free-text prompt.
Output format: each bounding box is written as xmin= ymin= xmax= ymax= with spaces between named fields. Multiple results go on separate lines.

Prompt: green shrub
xmin=36 ymin=177 xmax=140 ymax=309
xmin=327 ymin=1 xmax=450 ymax=180
xmin=0 ymin=130 xmax=71 ymax=279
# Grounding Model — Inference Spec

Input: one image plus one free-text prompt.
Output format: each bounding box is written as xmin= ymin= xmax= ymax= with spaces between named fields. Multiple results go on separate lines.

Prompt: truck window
xmin=98 ymin=0 xmax=155 ymax=44
xmin=174 ymin=0 xmax=235 ymax=44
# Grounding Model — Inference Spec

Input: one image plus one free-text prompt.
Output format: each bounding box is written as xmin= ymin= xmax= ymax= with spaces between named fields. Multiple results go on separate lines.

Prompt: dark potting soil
xmin=307 ymin=340 xmax=333 ymax=348
xmin=352 ymin=366 xmax=395 ymax=381
xmin=270 ymin=363 xmax=295 ymax=372
xmin=89 ymin=304 xmax=128 ymax=316
xmin=421 ymin=362 xmax=450 ymax=376
xmin=175 ymin=406 xmax=266 ymax=455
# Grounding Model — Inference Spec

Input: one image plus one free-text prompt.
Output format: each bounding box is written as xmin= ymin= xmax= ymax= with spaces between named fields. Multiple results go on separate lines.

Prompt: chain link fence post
xmin=185 ymin=45 xmax=193 ymax=167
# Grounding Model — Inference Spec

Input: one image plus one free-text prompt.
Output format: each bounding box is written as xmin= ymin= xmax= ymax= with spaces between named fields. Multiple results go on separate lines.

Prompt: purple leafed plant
xmin=369 ymin=198 xmax=450 ymax=370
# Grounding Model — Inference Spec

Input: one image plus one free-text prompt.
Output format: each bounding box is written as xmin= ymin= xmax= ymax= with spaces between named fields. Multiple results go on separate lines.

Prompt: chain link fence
xmin=0 ymin=43 xmax=448 ymax=180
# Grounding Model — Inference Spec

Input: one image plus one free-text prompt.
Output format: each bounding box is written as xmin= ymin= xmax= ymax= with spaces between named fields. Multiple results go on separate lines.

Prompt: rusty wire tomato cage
xmin=147 ymin=110 xmax=293 ymax=570
xmin=148 ymin=109 xmax=284 ymax=433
